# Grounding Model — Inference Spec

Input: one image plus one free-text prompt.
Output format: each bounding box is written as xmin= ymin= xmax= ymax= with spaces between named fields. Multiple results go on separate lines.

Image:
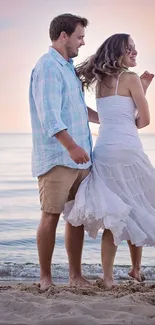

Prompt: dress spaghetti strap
xmin=115 ymin=71 xmax=125 ymax=95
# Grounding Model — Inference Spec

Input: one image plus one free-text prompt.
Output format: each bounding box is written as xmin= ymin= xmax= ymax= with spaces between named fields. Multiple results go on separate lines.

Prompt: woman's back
xmin=95 ymin=72 xmax=143 ymax=149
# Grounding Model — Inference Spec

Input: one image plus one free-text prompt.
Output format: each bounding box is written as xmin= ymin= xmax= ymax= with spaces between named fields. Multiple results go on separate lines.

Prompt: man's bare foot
xmin=40 ymin=277 xmax=55 ymax=290
xmin=69 ymin=275 xmax=92 ymax=287
xmin=128 ymin=269 xmax=145 ymax=282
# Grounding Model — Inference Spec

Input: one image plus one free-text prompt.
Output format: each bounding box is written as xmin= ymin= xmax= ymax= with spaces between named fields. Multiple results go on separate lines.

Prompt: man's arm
xmin=32 ymin=64 xmax=67 ymax=137
xmin=55 ymin=130 xmax=90 ymax=164
xmin=32 ymin=63 xmax=89 ymax=164
xmin=87 ymin=107 xmax=100 ymax=124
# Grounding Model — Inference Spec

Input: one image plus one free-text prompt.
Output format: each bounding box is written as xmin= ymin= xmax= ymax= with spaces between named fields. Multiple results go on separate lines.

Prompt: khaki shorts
xmin=38 ymin=166 xmax=90 ymax=214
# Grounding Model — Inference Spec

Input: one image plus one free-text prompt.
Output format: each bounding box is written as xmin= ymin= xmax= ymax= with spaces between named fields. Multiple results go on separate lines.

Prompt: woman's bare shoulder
xmin=123 ymin=71 xmax=139 ymax=81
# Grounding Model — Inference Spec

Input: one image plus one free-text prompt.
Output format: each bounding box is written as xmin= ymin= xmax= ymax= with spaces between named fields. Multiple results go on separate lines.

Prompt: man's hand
xmin=68 ymin=144 xmax=90 ymax=164
xmin=55 ymin=130 xmax=90 ymax=164
xmin=140 ymin=71 xmax=154 ymax=94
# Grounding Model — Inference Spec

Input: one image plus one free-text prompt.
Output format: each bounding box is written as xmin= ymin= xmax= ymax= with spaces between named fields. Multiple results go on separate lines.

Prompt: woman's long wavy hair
xmin=76 ymin=33 xmax=130 ymax=89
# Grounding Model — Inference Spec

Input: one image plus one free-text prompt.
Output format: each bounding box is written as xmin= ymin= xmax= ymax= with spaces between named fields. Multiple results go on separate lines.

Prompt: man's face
xmin=65 ymin=24 xmax=85 ymax=58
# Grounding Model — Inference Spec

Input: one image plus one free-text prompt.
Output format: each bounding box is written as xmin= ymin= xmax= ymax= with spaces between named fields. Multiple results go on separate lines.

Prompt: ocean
xmin=0 ymin=133 xmax=155 ymax=283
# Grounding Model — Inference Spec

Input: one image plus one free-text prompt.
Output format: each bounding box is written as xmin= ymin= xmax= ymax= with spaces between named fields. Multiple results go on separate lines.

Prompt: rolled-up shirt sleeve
xmin=32 ymin=62 xmax=67 ymax=137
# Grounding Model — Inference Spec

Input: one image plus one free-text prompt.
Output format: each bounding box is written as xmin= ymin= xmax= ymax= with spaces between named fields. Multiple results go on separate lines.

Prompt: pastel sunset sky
xmin=0 ymin=0 xmax=155 ymax=133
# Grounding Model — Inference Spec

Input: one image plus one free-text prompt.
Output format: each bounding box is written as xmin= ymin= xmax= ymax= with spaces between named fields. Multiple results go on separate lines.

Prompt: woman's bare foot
xmin=128 ymin=269 xmax=145 ymax=282
xmin=102 ymin=278 xmax=116 ymax=289
xmin=40 ymin=277 xmax=55 ymax=290
xmin=69 ymin=275 xmax=92 ymax=287
xmin=96 ymin=277 xmax=116 ymax=289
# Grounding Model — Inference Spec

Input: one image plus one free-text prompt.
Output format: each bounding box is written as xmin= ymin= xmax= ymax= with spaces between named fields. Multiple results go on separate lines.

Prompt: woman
xmin=63 ymin=33 xmax=155 ymax=288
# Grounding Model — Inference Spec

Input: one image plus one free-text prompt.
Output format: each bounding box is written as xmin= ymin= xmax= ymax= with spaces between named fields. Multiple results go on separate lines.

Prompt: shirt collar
xmin=48 ymin=47 xmax=73 ymax=66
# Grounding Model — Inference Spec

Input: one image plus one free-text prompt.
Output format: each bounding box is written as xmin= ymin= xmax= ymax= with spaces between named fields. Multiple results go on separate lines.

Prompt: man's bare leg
xmin=65 ymin=222 xmax=91 ymax=286
xmin=37 ymin=211 xmax=60 ymax=290
xmin=101 ymin=230 xmax=117 ymax=289
xmin=127 ymin=240 xmax=143 ymax=281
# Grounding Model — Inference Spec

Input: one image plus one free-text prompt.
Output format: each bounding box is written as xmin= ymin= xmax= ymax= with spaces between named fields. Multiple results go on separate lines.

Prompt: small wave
xmin=0 ymin=189 xmax=37 ymax=198
xmin=0 ymin=263 xmax=155 ymax=281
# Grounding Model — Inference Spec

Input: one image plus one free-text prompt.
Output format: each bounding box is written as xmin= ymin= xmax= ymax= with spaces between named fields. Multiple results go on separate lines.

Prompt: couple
xmin=29 ymin=13 xmax=155 ymax=290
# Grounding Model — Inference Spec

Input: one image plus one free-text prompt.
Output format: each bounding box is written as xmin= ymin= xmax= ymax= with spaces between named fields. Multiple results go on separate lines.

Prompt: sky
xmin=0 ymin=0 xmax=155 ymax=134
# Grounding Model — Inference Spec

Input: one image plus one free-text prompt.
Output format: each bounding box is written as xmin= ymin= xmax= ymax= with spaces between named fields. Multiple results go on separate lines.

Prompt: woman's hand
xmin=140 ymin=71 xmax=154 ymax=94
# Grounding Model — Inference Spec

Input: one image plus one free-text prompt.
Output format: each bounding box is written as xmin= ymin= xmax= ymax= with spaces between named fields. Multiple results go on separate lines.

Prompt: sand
xmin=0 ymin=280 xmax=155 ymax=325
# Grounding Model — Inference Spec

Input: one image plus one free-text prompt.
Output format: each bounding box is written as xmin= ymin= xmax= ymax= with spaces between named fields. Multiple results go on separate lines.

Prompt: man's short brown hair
xmin=49 ymin=13 xmax=89 ymax=41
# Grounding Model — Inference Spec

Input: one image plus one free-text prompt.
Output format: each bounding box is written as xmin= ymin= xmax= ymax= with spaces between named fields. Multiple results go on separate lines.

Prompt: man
xmin=29 ymin=13 xmax=99 ymax=290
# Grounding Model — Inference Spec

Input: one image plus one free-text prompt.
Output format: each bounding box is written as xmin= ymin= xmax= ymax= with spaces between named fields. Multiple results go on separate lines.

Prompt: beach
xmin=1 ymin=0 xmax=155 ymax=323
xmin=0 ymin=133 xmax=155 ymax=282
xmin=0 ymin=280 xmax=155 ymax=325
xmin=0 ymin=135 xmax=155 ymax=325
xmin=0 ymin=134 xmax=155 ymax=324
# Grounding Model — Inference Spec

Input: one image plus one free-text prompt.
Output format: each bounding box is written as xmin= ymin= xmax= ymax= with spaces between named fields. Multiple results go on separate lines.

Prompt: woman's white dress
xmin=63 ymin=79 xmax=155 ymax=247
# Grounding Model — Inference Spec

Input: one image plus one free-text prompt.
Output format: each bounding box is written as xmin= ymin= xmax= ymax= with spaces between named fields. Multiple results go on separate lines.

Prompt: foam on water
xmin=0 ymin=262 xmax=155 ymax=282
xmin=0 ymin=134 xmax=155 ymax=280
